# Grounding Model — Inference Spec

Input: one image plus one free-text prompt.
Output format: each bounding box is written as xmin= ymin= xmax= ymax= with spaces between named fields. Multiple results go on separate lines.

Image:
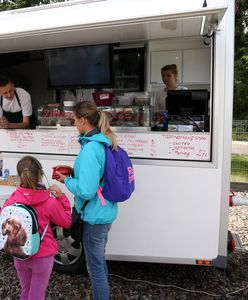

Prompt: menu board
xmin=117 ymin=132 xmax=210 ymax=160
xmin=0 ymin=130 xmax=73 ymax=154
xmin=0 ymin=130 xmax=210 ymax=161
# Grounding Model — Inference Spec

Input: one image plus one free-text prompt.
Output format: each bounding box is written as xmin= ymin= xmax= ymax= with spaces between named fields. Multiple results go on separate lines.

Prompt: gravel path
xmin=1 ymin=193 xmax=248 ymax=300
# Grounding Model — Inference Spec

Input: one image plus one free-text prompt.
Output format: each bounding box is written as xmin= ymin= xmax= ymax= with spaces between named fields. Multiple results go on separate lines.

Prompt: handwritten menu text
xmin=0 ymin=130 xmax=210 ymax=161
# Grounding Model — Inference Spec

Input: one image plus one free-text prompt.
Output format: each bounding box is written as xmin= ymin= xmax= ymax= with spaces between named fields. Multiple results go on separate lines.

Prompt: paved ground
xmin=232 ymin=141 xmax=248 ymax=155
xmin=231 ymin=141 xmax=248 ymax=190
xmin=231 ymin=182 xmax=248 ymax=192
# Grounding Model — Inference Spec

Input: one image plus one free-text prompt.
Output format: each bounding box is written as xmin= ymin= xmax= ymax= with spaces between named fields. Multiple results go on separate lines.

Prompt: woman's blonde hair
xmin=17 ymin=156 xmax=43 ymax=189
xmin=73 ymin=101 xmax=118 ymax=150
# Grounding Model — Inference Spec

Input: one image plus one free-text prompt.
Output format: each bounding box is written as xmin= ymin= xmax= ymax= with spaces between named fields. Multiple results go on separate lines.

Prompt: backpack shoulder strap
xmin=80 ymin=200 xmax=89 ymax=212
xmin=40 ymin=223 xmax=49 ymax=241
xmin=97 ymin=186 xmax=106 ymax=206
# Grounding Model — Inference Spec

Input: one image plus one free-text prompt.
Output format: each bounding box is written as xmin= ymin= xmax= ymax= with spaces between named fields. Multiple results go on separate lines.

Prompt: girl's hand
xmin=49 ymin=184 xmax=63 ymax=198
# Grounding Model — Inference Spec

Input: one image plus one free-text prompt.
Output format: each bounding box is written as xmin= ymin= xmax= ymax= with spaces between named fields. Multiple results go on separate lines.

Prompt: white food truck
xmin=0 ymin=0 xmax=235 ymax=273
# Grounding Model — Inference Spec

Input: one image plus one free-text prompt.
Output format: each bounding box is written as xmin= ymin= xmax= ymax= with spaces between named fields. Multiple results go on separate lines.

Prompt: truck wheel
xmin=52 ymin=226 xmax=86 ymax=274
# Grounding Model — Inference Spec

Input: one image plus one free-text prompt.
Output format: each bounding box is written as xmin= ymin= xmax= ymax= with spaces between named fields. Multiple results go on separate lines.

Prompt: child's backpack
xmin=97 ymin=145 xmax=135 ymax=204
xmin=0 ymin=203 xmax=48 ymax=260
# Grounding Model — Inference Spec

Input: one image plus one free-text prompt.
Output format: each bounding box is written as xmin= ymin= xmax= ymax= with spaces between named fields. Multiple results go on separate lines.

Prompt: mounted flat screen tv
xmin=166 ymin=89 xmax=209 ymax=116
xmin=46 ymin=44 xmax=113 ymax=89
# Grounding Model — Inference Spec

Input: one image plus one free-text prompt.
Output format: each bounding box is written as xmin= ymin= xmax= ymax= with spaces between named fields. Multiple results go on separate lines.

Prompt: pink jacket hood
xmin=8 ymin=187 xmax=53 ymax=206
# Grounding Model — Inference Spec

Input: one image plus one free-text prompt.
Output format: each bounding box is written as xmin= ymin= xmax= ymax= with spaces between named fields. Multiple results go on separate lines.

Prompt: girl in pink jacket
xmin=1 ymin=155 xmax=71 ymax=300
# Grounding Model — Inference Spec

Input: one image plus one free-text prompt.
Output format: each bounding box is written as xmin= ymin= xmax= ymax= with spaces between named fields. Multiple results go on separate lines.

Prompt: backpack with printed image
xmin=0 ymin=203 xmax=48 ymax=260
xmin=97 ymin=145 xmax=135 ymax=203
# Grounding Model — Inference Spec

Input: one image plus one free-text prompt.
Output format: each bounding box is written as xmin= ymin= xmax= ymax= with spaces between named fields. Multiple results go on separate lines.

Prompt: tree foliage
xmin=234 ymin=0 xmax=248 ymax=119
xmin=0 ymin=0 xmax=64 ymax=11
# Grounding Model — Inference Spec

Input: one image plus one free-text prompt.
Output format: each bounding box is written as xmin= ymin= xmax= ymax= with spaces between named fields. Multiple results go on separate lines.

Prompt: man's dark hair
xmin=0 ymin=76 xmax=12 ymax=87
xmin=161 ymin=64 xmax=178 ymax=76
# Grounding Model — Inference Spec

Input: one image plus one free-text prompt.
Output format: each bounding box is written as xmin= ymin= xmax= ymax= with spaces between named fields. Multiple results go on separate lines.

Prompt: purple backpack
xmin=97 ymin=145 xmax=135 ymax=204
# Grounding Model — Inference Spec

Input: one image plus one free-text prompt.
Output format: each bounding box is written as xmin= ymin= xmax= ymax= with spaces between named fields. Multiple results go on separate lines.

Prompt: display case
xmin=37 ymin=104 xmax=74 ymax=127
xmin=37 ymin=104 xmax=208 ymax=132
xmin=151 ymin=112 xmax=207 ymax=132
xmin=98 ymin=105 xmax=151 ymax=127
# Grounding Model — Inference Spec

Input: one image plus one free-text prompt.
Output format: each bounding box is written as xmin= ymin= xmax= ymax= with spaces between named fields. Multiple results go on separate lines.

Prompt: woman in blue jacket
xmin=56 ymin=101 xmax=118 ymax=300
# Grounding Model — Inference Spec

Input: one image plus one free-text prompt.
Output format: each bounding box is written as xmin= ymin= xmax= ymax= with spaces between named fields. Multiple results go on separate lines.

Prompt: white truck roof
xmin=0 ymin=0 xmax=227 ymax=52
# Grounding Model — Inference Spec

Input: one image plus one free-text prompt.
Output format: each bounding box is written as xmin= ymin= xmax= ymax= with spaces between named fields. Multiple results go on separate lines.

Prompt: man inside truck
xmin=154 ymin=64 xmax=187 ymax=110
xmin=0 ymin=76 xmax=33 ymax=129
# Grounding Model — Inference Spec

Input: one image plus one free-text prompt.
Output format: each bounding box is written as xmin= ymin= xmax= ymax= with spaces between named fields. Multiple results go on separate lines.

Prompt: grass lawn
xmin=231 ymin=154 xmax=248 ymax=182
xmin=232 ymin=133 xmax=248 ymax=141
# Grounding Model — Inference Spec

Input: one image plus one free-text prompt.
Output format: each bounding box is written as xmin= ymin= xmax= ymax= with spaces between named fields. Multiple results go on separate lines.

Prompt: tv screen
xmin=166 ymin=89 xmax=209 ymax=116
xmin=46 ymin=44 xmax=113 ymax=89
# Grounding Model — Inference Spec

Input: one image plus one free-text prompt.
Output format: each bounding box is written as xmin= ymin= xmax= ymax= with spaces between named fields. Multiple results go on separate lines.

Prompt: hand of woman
xmin=49 ymin=184 xmax=63 ymax=198
xmin=54 ymin=171 xmax=67 ymax=183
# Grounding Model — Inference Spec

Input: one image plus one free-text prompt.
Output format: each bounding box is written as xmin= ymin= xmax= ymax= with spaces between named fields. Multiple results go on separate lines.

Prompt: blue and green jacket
xmin=64 ymin=130 xmax=118 ymax=225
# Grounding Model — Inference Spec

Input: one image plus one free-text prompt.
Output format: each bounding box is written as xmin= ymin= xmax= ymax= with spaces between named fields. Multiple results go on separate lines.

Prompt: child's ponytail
xmin=17 ymin=156 xmax=43 ymax=189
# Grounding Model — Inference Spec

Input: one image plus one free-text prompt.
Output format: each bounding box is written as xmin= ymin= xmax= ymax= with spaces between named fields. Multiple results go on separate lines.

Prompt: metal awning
xmin=0 ymin=0 xmax=227 ymax=52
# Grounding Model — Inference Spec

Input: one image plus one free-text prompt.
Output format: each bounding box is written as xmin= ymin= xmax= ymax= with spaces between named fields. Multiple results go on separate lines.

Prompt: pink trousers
xmin=14 ymin=255 xmax=54 ymax=300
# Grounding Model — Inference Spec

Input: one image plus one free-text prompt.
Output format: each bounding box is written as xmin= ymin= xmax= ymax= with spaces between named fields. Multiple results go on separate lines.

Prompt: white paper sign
xmin=0 ymin=130 xmax=210 ymax=161
xmin=116 ymin=132 xmax=210 ymax=160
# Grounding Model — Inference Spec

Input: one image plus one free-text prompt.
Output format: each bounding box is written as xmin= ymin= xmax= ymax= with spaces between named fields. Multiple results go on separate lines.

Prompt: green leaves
xmin=0 ymin=0 xmax=64 ymax=11
xmin=234 ymin=0 xmax=248 ymax=119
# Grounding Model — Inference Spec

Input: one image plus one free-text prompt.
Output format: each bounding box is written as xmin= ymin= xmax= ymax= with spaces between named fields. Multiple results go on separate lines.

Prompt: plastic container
xmin=100 ymin=107 xmax=139 ymax=127
xmin=151 ymin=111 xmax=168 ymax=131
xmin=92 ymin=92 xmax=113 ymax=106
xmin=117 ymin=95 xmax=133 ymax=106
xmin=133 ymin=94 xmax=150 ymax=106
xmin=2 ymin=169 xmax=9 ymax=179
xmin=161 ymin=111 xmax=168 ymax=131
xmin=143 ymin=106 xmax=150 ymax=126
xmin=63 ymin=101 xmax=74 ymax=107
xmin=63 ymin=106 xmax=74 ymax=119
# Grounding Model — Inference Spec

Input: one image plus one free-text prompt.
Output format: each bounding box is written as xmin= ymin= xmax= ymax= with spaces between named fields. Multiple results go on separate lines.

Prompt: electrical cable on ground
xmin=109 ymin=272 xmax=248 ymax=298
xmin=0 ymin=263 xmax=14 ymax=278
xmin=109 ymin=248 xmax=248 ymax=298
xmin=109 ymin=273 xmax=221 ymax=297
xmin=1 ymin=247 xmax=248 ymax=297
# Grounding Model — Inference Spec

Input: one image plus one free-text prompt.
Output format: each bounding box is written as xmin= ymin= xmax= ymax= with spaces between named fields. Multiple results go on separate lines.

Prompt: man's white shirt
xmin=0 ymin=87 xmax=32 ymax=118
